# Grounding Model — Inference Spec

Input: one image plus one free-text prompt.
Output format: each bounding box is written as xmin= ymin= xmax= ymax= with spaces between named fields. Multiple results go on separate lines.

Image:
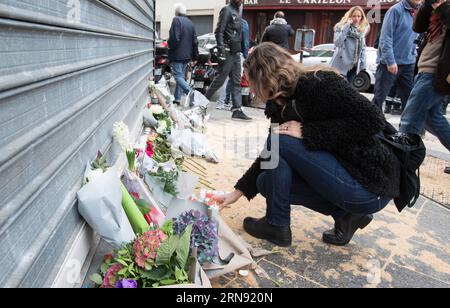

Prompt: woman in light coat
xmin=330 ymin=6 xmax=370 ymax=84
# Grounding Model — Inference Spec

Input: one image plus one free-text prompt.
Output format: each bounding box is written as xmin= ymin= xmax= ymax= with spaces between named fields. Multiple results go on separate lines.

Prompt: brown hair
xmin=244 ymin=42 xmax=338 ymax=104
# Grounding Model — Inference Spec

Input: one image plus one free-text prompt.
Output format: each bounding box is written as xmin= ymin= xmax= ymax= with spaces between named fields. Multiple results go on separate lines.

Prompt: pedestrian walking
xmin=261 ymin=11 xmax=295 ymax=50
xmin=205 ymin=0 xmax=251 ymax=121
xmin=168 ymin=3 xmax=199 ymax=106
xmin=371 ymin=0 xmax=422 ymax=112
xmin=330 ymin=6 xmax=370 ymax=84
xmin=400 ymin=0 xmax=450 ymax=174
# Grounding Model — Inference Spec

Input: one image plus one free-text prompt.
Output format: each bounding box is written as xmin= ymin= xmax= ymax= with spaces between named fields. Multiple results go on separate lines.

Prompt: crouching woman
xmin=217 ymin=42 xmax=401 ymax=247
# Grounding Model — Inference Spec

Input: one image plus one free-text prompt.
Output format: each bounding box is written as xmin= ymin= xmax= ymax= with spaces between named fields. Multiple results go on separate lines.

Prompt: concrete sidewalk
xmin=204 ymin=105 xmax=450 ymax=288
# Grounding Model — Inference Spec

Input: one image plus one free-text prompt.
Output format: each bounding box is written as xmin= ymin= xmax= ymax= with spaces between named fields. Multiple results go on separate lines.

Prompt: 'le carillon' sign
xmin=243 ymin=0 xmax=400 ymax=7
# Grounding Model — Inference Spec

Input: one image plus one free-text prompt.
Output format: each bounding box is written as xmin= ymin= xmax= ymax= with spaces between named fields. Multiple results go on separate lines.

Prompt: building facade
xmin=243 ymin=0 xmax=401 ymax=48
xmin=156 ymin=0 xmax=227 ymax=39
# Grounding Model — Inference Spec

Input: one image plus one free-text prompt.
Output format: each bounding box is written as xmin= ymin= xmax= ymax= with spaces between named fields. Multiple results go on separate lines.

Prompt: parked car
xmin=198 ymin=33 xmax=217 ymax=50
xmin=292 ymin=44 xmax=377 ymax=93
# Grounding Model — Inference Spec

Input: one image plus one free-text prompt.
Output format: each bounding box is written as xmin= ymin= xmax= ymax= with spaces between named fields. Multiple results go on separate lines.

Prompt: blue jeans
xmin=372 ymin=63 xmax=415 ymax=110
xmin=400 ymin=72 xmax=450 ymax=151
xmin=346 ymin=66 xmax=357 ymax=85
xmin=257 ymin=136 xmax=390 ymax=227
xmin=171 ymin=60 xmax=192 ymax=101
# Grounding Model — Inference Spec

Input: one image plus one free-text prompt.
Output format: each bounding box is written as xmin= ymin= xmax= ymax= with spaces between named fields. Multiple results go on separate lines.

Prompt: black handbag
xmin=377 ymin=123 xmax=426 ymax=212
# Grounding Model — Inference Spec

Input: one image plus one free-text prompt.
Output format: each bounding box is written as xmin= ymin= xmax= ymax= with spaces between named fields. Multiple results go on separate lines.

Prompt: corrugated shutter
xmin=0 ymin=0 xmax=155 ymax=287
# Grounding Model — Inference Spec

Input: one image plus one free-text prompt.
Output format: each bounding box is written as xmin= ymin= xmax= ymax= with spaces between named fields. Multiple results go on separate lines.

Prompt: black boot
xmin=322 ymin=213 xmax=373 ymax=246
xmin=384 ymin=103 xmax=392 ymax=114
xmin=243 ymin=217 xmax=292 ymax=247
xmin=232 ymin=109 xmax=252 ymax=121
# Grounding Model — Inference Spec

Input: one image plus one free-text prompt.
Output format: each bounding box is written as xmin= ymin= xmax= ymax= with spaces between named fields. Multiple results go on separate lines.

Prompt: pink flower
xmin=146 ymin=141 xmax=154 ymax=158
xmin=133 ymin=230 xmax=168 ymax=268
xmin=101 ymin=263 xmax=122 ymax=288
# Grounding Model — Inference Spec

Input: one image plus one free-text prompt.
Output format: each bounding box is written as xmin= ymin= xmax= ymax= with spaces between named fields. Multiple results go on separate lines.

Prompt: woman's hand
xmin=274 ymin=121 xmax=303 ymax=139
xmin=216 ymin=190 xmax=244 ymax=210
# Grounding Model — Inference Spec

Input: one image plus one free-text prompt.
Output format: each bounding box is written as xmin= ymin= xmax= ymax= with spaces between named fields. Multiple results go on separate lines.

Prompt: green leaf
xmin=100 ymin=263 xmax=110 ymax=275
xmin=152 ymin=283 xmax=160 ymax=288
xmin=160 ymin=279 xmax=177 ymax=286
xmin=174 ymin=266 xmax=189 ymax=282
xmin=90 ymin=273 xmax=103 ymax=285
xmin=161 ymin=220 xmax=174 ymax=236
xmin=156 ymin=235 xmax=179 ymax=266
xmin=141 ymin=267 xmax=171 ymax=281
xmin=116 ymin=259 xmax=128 ymax=267
xmin=118 ymin=250 xmax=128 ymax=256
xmin=176 ymin=224 xmax=192 ymax=269
xmin=118 ymin=268 xmax=128 ymax=276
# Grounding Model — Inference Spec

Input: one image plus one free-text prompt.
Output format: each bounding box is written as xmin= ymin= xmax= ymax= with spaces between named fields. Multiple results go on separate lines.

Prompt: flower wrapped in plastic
xmin=90 ymin=222 xmax=211 ymax=288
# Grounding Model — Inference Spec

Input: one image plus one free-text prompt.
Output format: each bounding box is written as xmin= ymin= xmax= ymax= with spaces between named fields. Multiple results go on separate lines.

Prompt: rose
xmin=146 ymin=140 xmax=154 ymax=158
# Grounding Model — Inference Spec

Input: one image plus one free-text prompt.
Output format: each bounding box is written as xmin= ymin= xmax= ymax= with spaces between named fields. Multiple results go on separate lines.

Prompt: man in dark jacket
xmin=205 ymin=0 xmax=251 ymax=120
xmin=261 ymin=11 xmax=295 ymax=50
xmin=399 ymin=0 xmax=450 ymax=174
xmin=168 ymin=3 xmax=199 ymax=105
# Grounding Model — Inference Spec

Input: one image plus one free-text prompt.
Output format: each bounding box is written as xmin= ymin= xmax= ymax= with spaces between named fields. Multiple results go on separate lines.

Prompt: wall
xmin=155 ymin=0 xmax=226 ymax=39
xmin=0 ymin=0 xmax=155 ymax=287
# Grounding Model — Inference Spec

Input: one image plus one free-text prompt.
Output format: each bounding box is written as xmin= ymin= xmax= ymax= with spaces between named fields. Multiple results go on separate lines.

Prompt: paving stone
xmin=379 ymin=263 xmax=449 ymax=288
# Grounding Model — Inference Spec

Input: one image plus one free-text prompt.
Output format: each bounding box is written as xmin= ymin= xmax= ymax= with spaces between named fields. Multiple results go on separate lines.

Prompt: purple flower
xmin=173 ymin=210 xmax=219 ymax=263
xmin=115 ymin=279 xmax=138 ymax=289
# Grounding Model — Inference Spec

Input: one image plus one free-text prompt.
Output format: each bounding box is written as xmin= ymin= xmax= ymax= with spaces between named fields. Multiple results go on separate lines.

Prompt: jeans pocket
xmin=342 ymin=195 xmax=383 ymax=215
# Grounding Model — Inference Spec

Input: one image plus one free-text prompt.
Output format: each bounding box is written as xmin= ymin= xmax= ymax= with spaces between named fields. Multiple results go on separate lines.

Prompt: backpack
xmin=378 ymin=123 xmax=426 ymax=213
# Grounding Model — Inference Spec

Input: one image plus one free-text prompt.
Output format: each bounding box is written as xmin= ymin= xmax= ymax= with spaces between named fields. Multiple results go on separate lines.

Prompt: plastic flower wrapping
xmin=172 ymin=210 xmax=219 ymax=264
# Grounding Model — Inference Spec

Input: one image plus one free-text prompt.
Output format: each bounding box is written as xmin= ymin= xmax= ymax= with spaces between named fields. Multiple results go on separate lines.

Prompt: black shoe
xmin=384 ymin=104 xmax=392 ymax=114
xmin=322 ymin=213 xmax=373 ymax=246
xmin=445 ymin=167 xmax=450 ymax=174
xmin=243 ymin=217 xmax=292 ymax=247
xmin=232 ymin=109 xmax=252 ymax=121
xmin=173 ymin=100 xmax=181 ymax=106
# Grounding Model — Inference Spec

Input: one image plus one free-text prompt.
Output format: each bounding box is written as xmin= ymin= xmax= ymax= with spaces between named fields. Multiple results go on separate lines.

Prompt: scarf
xmin=347 ymin=25 xmax=363 ymax=67
xmin=270 ymin=18 xmax=288 ymax=25
xmin=427 ymin=13 xmax=444 ymax=44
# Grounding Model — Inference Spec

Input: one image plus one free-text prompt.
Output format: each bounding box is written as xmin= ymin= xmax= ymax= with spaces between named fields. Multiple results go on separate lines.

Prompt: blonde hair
xmin=335 ymin=6 xmax=370 ymax=35
xmin=243 ymin=42 xmax=338 ymax=104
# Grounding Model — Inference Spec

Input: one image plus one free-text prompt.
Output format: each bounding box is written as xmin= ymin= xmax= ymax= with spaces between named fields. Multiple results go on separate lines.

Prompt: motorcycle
xmin=155 ymin=39 xmax=171 ymax=83
xmin=190 ymin=46 xmax=222 ymax=94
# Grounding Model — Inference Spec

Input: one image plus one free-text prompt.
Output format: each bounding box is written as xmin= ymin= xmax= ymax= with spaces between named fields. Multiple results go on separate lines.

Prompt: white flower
xmin=159 ymin=161 xmax=177 ymax=172
xmin=149 ymin=105 xmax=164 ymax=115
xmin=156 ymin=120 xmax=168 ymax=134
xmin=113 ymin=121 xmax=133 ymax=152
xmin=86 ymin=169 xmax=104 ymax=183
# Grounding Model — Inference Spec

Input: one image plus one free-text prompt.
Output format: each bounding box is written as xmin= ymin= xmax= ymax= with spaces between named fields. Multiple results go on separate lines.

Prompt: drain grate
xmin=420 ymin=156 xmax=450 ymax=209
